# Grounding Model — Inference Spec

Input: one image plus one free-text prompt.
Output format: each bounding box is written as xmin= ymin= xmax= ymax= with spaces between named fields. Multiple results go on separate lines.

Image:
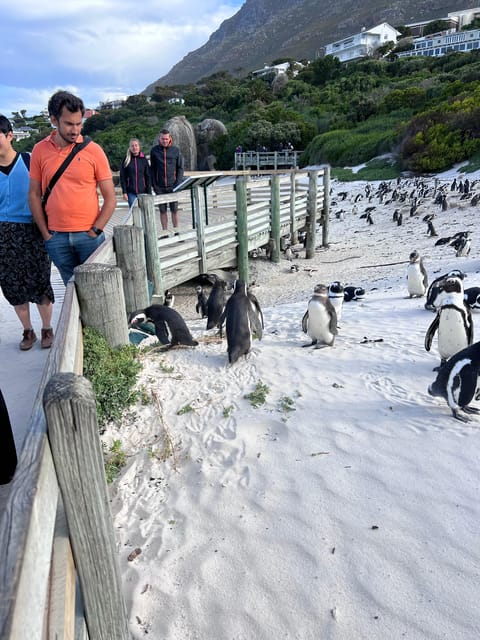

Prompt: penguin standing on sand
xmin=302 ymin=283 xmax=338 ymax=348
xmin=328 ymin=281 xmax=344 ymax=324
xmin=219 ymin=279 xmax=263 ymax=365
xmin=425 ymin=275 xmax=473 ymax=369
xmin=428 ymin=341 xmax=480 ymax=422
xmin=406 ymin=250 xmax=428 ymax=298
xmin=195 ymin=285 xmax=208 ymax=318
xmin=129 ymin=305 xmax=198 ymax=347
xmin=206 ymin=274 xmax=227 ymax=330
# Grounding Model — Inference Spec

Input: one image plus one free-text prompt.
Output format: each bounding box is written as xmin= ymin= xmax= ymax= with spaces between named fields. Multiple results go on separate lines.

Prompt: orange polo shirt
xmin=30 ymin=131 xmax=112 ymax=231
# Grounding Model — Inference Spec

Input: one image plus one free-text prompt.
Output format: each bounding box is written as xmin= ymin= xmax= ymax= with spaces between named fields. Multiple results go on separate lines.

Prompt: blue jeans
xmin=45 ymin=231 xmax=105 ymax=285
xmin=127 ymin=192 xmax=138 ymax=208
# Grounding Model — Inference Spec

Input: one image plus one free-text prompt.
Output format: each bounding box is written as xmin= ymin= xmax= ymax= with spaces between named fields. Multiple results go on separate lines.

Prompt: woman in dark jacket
xmin=119 ymin=139 xmax=151 ymax=208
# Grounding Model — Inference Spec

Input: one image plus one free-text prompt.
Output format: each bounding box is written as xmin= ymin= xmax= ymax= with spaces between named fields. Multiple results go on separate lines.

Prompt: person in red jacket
xmin=150 ymin=129 xmax=184 ymax=233
xmin=119 ymin=138 xmax=151 ymax=208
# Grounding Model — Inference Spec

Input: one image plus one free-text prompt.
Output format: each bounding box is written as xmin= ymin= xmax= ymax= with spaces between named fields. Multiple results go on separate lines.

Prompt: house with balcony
xmin=324 ymin=23 xmax=401 ymax=63
xmin=397 ymin=27 xmax=480 ymax=58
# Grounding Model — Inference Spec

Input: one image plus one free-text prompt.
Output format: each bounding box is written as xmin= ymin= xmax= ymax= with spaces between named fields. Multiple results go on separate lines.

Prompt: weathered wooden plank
xmin=43 ymin=373 xmax=129 ymax=640
xmin=6 ymin=440 xmax=59 ymax=640
xmin=47 ymin=500 xmax=76 ymax=640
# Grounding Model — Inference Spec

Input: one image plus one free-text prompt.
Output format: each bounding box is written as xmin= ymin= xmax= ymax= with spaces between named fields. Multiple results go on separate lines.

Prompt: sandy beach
xmin=100 ymin=168 xmax=480 ymax=639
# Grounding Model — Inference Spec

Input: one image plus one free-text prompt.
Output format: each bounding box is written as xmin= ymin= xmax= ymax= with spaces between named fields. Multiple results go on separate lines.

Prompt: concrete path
xmin=0 ymin=270 xmax=64 ymax=455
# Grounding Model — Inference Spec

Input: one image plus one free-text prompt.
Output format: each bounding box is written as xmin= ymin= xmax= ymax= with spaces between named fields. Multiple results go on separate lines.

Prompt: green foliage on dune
xmin=16 ymin=48 xmax=480 ymax=175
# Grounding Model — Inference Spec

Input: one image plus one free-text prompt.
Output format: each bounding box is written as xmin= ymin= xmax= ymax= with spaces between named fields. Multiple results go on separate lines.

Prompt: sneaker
xmin=41 ymin=328 xmax=54 ymax=349
xmin=20 ymin=329 xmax=37 ymax=351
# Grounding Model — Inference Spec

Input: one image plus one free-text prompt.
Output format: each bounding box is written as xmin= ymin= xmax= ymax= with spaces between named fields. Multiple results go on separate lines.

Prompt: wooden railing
xmin=234 ymin=150 xmax=302 ymax=171
xmin=0 ymin=167 xmax=329 ymax=639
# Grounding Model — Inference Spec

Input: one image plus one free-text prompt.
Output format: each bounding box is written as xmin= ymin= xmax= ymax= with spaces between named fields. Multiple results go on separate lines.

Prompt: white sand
xmin=102 ymin=169 xmax=480 ymax=639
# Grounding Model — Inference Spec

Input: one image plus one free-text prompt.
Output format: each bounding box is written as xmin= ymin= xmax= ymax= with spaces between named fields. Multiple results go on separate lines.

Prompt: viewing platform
xmin=234 ymin=150 xmax=301 ymax=171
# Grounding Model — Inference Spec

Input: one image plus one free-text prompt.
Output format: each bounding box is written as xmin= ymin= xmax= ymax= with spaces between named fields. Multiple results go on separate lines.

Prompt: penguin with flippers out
xmin=425 ymin=276 xmax=473 ymax=369
xmin=302 ymin=283 xmax=338 ymax=348
xmin=428 ymin=341 xmax=480 ymax=422
xmin=406 ymin=250 xmax=428 ymax=298
xmin=219 ymin=279 xmax=263 ymax=364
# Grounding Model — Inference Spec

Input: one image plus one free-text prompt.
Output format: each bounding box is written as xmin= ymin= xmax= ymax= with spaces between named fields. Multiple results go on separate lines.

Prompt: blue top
xmin=0 ymin=153 xmax=32 ymax=223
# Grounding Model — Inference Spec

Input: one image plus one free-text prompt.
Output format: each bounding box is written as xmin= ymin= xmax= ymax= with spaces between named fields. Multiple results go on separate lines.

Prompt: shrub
xmin=83 ymin=327 xmax=142 ymax=428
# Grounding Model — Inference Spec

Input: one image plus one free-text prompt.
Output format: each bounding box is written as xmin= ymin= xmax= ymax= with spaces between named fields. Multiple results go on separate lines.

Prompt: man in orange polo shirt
xmin=29 ymin=90 xmax=116 ymax=285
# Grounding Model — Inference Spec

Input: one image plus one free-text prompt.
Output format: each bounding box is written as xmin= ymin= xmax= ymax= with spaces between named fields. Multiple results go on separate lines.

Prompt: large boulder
xmin=195 ymin=118 xmax=227 ymax=171
xmin=163 ymin=115 xmax=197 ymax=171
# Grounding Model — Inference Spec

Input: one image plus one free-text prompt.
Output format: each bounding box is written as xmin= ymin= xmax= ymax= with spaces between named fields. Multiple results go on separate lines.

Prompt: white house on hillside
xmin=325 ymin=23 xmax=401 ymax=62
xmin=397 ymin=27 xmax=480 ymax=58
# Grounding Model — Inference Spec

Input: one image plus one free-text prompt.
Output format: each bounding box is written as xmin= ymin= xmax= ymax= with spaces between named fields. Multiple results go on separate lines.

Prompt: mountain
xmin=144 ymin=0 xmax=480 ymax=92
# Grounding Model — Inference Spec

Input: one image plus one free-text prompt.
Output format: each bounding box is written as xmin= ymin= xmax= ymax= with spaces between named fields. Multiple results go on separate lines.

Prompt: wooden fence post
xmin=137 ymin=194 xmax=164 ymax=301
xmin=305 ymin=170 xmax=318 ymax=259
xmin=322 ymin=165 xmax=330 ymax=248
xmin=193 ymin=186 xmax=208 ymax=274
xmin=290 ymin=171 xmax=298 ymax=244
xmin=113 ymin=225 xmax=149 ymax=315
xmin=74 ymin=264 xmax=129 ymax=347
xmin=43 ymin=373 xmax=130 ymax=640
xmin=270 ymin=174 xmax=281 ymax=263
xmin=235 ymin=176 xmax=249 ymax=282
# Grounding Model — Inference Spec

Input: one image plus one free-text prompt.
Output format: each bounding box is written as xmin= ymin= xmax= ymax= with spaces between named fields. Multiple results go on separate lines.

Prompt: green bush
xmin=83 ymin=327 xmax=142 ymax=428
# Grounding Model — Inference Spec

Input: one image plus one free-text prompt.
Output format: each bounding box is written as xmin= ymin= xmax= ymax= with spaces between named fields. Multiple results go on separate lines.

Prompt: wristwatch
xmin=91 ymin=226 xmax=103 ymax=236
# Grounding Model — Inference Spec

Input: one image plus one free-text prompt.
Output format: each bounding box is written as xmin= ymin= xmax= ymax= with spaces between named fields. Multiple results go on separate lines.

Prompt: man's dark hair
xmin=48 ymin=90 xmax=85 ymax=119
xmin=0 ymin=115 xmax=13 ymax=135
xmin=160 ymin=128 xmax=170 ymax=134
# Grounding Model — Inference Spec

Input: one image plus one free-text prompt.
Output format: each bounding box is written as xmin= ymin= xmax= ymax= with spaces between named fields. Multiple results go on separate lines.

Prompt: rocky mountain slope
xmin=145 ymin=0 xmax=479 ymax=91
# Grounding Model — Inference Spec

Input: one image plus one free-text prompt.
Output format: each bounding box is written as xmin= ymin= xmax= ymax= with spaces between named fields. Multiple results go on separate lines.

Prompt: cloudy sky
xmin=1 ymin=0 xmax=243 ymax=118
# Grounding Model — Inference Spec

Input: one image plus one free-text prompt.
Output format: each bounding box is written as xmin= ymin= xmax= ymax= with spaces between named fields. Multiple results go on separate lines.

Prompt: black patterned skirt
xmin=0 ymin=222 xmax=54 ymax=306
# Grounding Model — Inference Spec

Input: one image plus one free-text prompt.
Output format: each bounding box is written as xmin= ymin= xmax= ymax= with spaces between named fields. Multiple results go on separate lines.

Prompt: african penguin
xmin=424 ymin=270 xmax=466 ymax=311
xmin=406 ymin=250 xmax=428 ymax=298
xmin=343 ymin=286 xmax=365 ymax=302
xmin=428 ymin=341 xmax=480 ymax=422
xmin=163 ymin=289 xmax=175 ymax=307
xmin=195 ymin=285 xmax=208 ymax=318
xmin=219 ymin=279 xmax=263 ymax=364
xmin=328 ymin=281 xmax=344 ymax=324
xmin=205 ymin=274 xmax=227 ymax=330
xmin=464 ymin=287 xmax=480 ymax=311
xmin=301 ymin=283 xmax=338 ymax=348
xmin=128 ymin=305 xmax=198 ymax=347
xmin=424 ymin=276 xmax=473 ymax=369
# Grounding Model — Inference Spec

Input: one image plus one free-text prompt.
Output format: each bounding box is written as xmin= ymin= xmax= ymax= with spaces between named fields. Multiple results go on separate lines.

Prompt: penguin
xmin=195 ymin=285 xmax=208 ymax=318
xmin=406 ymin=250 xmax=428 ymax=298
xmin=425 ymin=276 xmax=473 ymax=369
xmin=328 ymin=281 xmax=344 ymax=324
xmin=450 ymin=231 xmax=471 ymax=257
xmin=301 ymin=283 xmax=338 ymax=348
xmin=128 ymin=305 xmax=198 ymax=347
xmin=343 ymin=286 xmax=365 ymax=302
xmin=205 ymin=274 xmax=227 ymax=330
xmin=424 ymin=269 xmax=466 ymax=311
xmin=428 ymin=341 xmax=480 ymax=422
xmin=163 ymin=289 xmax=175 ymax=307
xmin=464 ymin=286 xmax=480 ymax=311
xmin=219 ymin=279 xmax=263 ymax=364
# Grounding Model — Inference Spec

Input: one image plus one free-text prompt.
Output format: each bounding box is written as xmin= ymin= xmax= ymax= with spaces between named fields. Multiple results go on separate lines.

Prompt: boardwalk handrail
xmin=0 ymin=166 xmax=329 ymax=639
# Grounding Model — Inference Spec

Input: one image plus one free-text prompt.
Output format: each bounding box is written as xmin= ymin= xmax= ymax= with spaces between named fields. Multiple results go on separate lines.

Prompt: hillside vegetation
xmin=15 ymin=50 xmax=480 ymax=176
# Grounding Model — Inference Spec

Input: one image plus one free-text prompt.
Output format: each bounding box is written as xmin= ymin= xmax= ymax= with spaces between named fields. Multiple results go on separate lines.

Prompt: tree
xmin=423 ymin=20 xmax=449 ymax=36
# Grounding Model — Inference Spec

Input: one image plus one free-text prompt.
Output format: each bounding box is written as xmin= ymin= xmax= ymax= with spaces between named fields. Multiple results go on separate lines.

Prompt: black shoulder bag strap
xmin=41 ymin=137 xmax=91 ymax=209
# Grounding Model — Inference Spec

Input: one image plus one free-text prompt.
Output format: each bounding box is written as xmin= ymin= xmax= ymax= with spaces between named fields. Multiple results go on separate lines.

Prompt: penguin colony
xmin=127 ymin=174 xmax=480 ymax=419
